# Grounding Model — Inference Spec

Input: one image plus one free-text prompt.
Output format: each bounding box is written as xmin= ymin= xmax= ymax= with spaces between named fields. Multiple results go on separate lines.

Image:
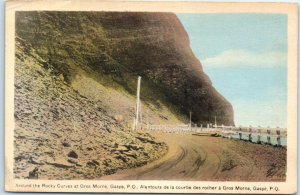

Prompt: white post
xmin=257 ymin=128 xmax=261 ymax=144
xmin=134 ymin=76 xmax=141 ymax=130
xmin=267 ymin=129 xmax=271 ymax=145
xmin=276 ymin=128 xmax=281 ymax=146
xmin=189 ymin=111 xmax=192 ymax=131
xmin=214 ymin=116 xmax=217 ymax=128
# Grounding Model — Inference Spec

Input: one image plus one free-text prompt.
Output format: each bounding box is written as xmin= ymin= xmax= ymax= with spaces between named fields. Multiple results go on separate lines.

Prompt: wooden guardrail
xmin=143 ymin=124 xmax=286 ymax=146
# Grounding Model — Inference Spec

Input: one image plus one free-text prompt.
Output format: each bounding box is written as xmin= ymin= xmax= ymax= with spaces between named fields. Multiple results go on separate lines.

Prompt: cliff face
xmin=16 ymin=11 xmax=234 ymax=126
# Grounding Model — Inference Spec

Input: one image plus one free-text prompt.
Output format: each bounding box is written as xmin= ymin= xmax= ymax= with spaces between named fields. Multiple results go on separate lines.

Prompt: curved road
xmin=101 ymin=132 xmax=286 ymax=181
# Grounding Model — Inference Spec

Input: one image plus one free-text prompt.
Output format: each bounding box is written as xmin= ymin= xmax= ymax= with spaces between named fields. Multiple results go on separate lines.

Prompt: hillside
xmin=14 ymin=39 xmax=167 ymax=179
xmin=15 ymin=11 xmax=234 ymax=126
xmin=14 ymin=12 xmax=235 ymax=179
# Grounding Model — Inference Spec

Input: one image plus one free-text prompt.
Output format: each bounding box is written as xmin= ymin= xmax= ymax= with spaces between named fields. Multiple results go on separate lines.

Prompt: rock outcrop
xmin=14 ymin=11 xmax=235 ymax=179
xmin=16 ymin=11 xmax=234 ymax=126
xmin=14 ymin=39 xmax=167 ymax=179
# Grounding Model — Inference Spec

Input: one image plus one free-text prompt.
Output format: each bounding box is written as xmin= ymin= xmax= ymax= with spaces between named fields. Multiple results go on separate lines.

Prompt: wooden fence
xmin=142 ymin=124 xmax=286 ymax=146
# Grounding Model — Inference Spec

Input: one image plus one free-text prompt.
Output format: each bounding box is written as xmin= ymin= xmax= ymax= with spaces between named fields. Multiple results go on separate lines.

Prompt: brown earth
xmin=14 ymin=39 xmax=286 ymax=181
xmin=13 ymin=12 xmax=285 ymax=181
xmin=101 ymin=132 xmax=286 ymax=181
xmin=14 ymin=38 xmax=168 ymax=179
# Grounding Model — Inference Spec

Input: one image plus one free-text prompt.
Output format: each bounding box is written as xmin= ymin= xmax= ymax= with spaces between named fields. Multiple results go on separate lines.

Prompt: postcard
xmin=5 ymin=0 xmax=298 ymax=193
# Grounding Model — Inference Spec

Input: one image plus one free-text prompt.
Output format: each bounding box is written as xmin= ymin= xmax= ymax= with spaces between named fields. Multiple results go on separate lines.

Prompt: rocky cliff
xmin=14 ymin=11 xmax=235 ymax=179
xmin=16 ymin=11 xmax=234 ymax=126
xmin=14 ymin=38 xmax=167 ymax=179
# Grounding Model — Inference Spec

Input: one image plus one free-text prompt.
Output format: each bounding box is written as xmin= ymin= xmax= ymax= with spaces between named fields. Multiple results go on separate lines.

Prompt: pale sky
xmin=177 ymin=14 xmax=287 ymax=128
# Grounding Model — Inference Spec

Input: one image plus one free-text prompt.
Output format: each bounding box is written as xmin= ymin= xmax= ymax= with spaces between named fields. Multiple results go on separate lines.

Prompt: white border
xmin=4 ymin=1 xmax=298 ymax=193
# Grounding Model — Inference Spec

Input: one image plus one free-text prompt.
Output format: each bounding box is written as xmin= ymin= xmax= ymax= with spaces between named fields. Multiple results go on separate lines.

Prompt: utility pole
xmin=134 ymin=76 xmax=141 ymax=130
xmin=189 ymin=111 xmax=192 ymax=131
xmin=214 ymin=116 xmax=217 ymax=128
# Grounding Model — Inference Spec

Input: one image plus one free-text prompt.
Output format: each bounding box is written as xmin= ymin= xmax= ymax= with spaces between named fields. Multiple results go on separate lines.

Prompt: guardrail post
xmin=248 ymin=127 xmax=252 ymax=142
xmin=257 ymin=129 xmax=261 ymax=144
xmin=267 ymin=129 xmax=271 ymax=145
xmin=276 ymin=129 xmax=281 ymax=146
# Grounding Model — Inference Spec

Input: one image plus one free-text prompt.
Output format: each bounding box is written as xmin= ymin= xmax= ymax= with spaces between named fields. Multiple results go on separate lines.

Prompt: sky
xmin=177 ymin=14 xmax=287 ymax=128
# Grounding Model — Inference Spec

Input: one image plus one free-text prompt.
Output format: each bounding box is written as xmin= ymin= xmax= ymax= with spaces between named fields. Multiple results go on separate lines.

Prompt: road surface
xmin=101 ymin=132 xmax=286 ymax=181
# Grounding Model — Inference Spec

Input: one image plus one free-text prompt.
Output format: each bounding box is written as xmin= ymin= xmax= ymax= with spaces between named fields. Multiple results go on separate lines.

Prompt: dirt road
xmin=101 ymin=132 xmax=286 ymax=181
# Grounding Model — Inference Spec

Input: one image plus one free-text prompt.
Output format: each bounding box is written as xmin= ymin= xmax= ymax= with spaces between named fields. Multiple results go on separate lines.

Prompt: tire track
xmin=187 ymin=147 xmax=207 ymax=177
xmin=136 ymin=145 xmax=187 ymax=179
xmin=99 ymin=133 xmax=285 ymax=181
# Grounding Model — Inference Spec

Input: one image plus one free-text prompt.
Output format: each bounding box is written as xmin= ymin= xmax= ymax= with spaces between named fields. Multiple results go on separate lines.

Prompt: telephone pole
xmin=189 ymin=111 xmax=192 ymax=130
xmin=134 ymin=76 xmax=141 ymax=130
xmin=214 ymin=116 xmax=217 ymax=128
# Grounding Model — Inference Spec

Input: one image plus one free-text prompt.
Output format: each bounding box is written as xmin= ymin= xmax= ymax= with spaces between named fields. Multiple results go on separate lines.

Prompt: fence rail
xmin=142 ymin=124 xmax=286 ymax=146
